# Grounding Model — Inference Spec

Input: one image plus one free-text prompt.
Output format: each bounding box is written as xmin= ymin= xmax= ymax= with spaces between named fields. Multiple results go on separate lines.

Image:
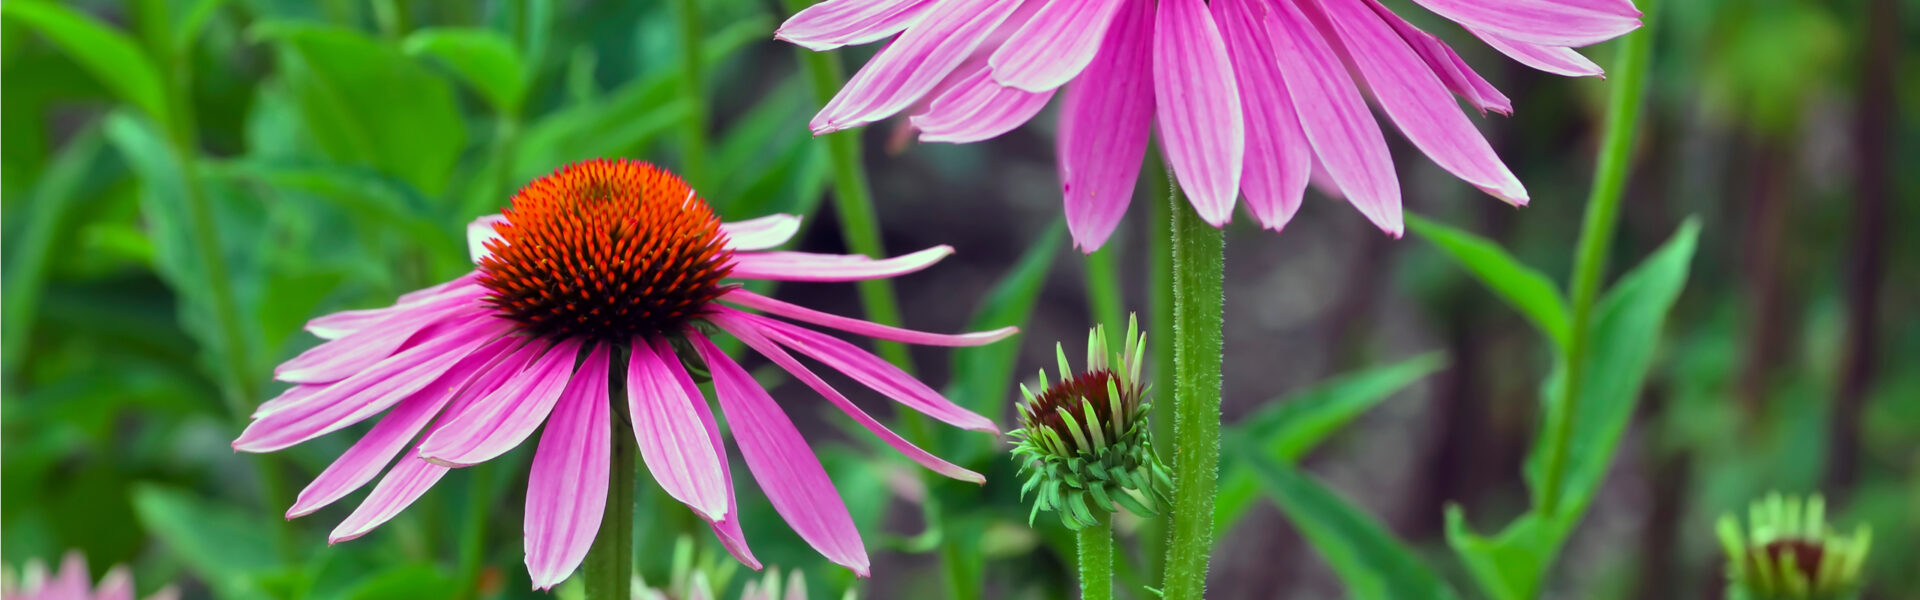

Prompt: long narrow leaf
xmin=1240 ymin=445 xmax=1459 ymax=600
xmin=1407 ymin=214 xmax=1572 ymax=350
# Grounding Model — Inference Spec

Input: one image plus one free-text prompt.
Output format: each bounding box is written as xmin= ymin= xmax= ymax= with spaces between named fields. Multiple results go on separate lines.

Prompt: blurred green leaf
xmin=1407 ymin=214 xmax=1571 ymax=350
xmin=1240 ymin=447 xmax=1459 ymax=600
xmin=2 ymin=125 xmax=108 ymax=379
xmin=208 ymin=158 xmax=462 ymax=267
xmin=133 ymin=484 xmax=280 ymax=599
xmin=1215 ymin=353 xmax=1447 ymax=528
xmin=947 ymin=221 xmax=1066 ymax=427
xmin=1449 ymin=219 xmax=1700 ymax=600
xmin=347 ymin=564 xmax=459 ymax=600
xmin=251 ymin=22 xmax=467 ymax=196
xmin=1 ymin=2 xmax=172 ymax=128
xmin=403 ymin=28 xmax=526 ymax=117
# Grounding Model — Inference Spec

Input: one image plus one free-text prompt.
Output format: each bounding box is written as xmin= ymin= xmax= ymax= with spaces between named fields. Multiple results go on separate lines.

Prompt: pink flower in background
xmin=780 ymin=0 xmax=1642 ymax=250
xmin=233 ymin=159 xmax=1010 ymax=587
xmin=3 ymin=551 xmax=178 ymax=600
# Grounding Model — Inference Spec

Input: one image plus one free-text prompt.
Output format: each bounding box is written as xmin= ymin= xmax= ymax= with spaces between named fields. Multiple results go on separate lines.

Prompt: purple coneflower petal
xmin=1317 ymin=0 xmax=1527 ymax=205
xmin=713 ymin=309 xmax=984 ymax=484
xmin=1471 ymin=28 xmax=1603 ymax=77
xmin=330 ymin=455 xmax=448 ymax=543
xmin=1363 ymin=0 xmax=1512 ymax=114
xmin=1213 ymin=0 xmax=1310 ymax=231
xmin=418 ymin=338 xmax=585 ymax=467
xmin=253 ymin=384 xmax=324 ymax=419
xmin=1409 ymin=0 xmax=1639 ymax=47
xmin=627 ymin=338 xmax=730 ymax=521
xmin=1057 ymin=0 xmax=1154 ymax=251
xmin=722 ymin=214 xmax=804 ymax=251
xmin=655 ymin=332 xmax=762 ymax=570
xmin=525 ymin=342 xmax=613 ymax=591
xmin=467 ymin=214 xmax=509 ymax=263
xmin=1266 ymin=0 xmax=1402 ymax=235
xmin=690 ymin=333 xmax=870 ymax=576
xmin=1152 ymin=0 xmax=1244 ymax=227
xmin=728 ymin=246 xmax=952 ymax=282
xmin=95 ymin=566 xmax=134 ymax=600
xmin=721 ymin=288 xmax=1015 ymax=346
xmin=741 ymin=314 xmax=997 ymax=432
xmin=308 ymin=276 xmax=482 ymax=340
xmin=777 ymin=0 xmax=936 ymax=51
xmin=988 ymin=0 xmax=1126 ymax=92
xmin=48 ymin=552 xmax=88 ymax=600
xmin=810 ymin=0 xmax=1025 ymax=134
xmin=275 ymin=292 xmax=479 ymax=384
xmin=910 ymin=64 xmax=1056 ymax=143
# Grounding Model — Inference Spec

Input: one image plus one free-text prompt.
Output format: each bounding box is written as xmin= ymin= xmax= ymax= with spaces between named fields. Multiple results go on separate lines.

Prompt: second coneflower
xmin=234 ymin=159 xmax=1012 ymax=588
xmin=1010 ymin=317 xmax=1170 ymax=529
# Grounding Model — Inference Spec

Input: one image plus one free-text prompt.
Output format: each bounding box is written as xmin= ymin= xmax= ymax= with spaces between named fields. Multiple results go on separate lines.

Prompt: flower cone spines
xmin=1717 ymin=493 xmax=1873 ymax=600
xmin=1009 ymin=316 xmax=1171 ymax=530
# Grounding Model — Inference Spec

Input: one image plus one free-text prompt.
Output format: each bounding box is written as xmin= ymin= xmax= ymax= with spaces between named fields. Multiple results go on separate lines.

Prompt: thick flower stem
xmin=585 ymin=414 xmax=637 ymax=600
xmin=1078 ymin=512 xmax=1115 ymax=600
xmin=1160 ymin=186 xmax=1225 ymax=600
xmin=1539 ymin=0 xmax=1660 ymax=516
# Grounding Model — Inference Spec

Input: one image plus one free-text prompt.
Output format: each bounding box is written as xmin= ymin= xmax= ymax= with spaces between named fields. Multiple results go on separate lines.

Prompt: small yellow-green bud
xmin=1717 ymin=492 xmax=1872 ymax=600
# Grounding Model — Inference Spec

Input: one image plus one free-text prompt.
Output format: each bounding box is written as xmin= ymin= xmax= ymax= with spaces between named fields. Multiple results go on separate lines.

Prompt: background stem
xmin=1160 ymin=187 xmax=1225 ymax=600
xmin=1078 ymin=513 xmax=1115 ymax=600
xmin=670 ymin=0 xmax=709 ymax=188
xmin=1085 ymin=243 xmax=1125 ymax=346
xmin=585 ymin=414 xmax=637 ymax=600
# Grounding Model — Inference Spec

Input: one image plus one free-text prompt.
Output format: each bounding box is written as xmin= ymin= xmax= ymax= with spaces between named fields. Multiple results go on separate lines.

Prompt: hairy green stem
xmin=1078 ymin=513 xmax=1115 ymax=600
xmin=1539 ymin=0 xmax=1661 ymax=515
xmin=586 ymin=413 xmax=637 ymax=600
xmin=1160 ymin=187 xmax=1225 ymax=600
xmin=670 ymin=0 xmax=709 ymax=187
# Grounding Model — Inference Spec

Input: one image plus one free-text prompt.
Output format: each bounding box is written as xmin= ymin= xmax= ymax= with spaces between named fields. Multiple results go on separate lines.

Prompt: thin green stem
xmin=1160 ymin=186 xmax=1225 ymax=600
xmin=1085 ymin=242 xmax=1125 ymax=346
xmin=1077 ymin=513 xmax=1115 ymax=600
xmin=457 ymin=462 xmax=496 ymax=600
xmin=1539 ymin=0 xmax=1661 ymax=516
xmin=586 ymin=412 xmax=637 ymax=600
xmin=670 ymin=0 xmax=709 ymax=187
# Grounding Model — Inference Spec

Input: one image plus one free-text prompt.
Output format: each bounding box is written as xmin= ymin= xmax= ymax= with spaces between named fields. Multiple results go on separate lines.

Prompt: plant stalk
xmin=1085 ymin=242 xmax=1126 ymax=347
xmin=1078 ymin=512 xmax=1115 ymax=600
xmin=1160 ymin=186 xmax=1225 ymax=600
xmin=670 ymin=0 xmax=710 ymax=188
xmin=585 ymin=413 xmax=637 ymax=600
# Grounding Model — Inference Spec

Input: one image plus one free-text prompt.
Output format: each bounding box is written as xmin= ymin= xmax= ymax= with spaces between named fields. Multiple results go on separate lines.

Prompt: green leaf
xmin=2 ymin=2 xmax=171 ymax=127
xmin=1215 ymin=353 xmax=1447 ymax=528
xmin=1239 ymin=447 xmax=1459 ymax=600
xmin=1407 ymin=214 xmax=1572 ymax=350
xmin=251 ymin=22 xmax=467 ymax=196
xmin=206 ymin=158 xmax=463 ymax=269
xmin=403 ymin=28 xmax=526 ymax=116
xmin=132 ymin=484 xmax=280 ymax=599
xmin=101 ymin=112 xmax=230 ymax=362
xmin=346 ymin=565 xmax=459 ymax=600
xmin=1449 ymin=219 xmax=1700 ymax=600
xmin=2 ymin=125 xmax=108 ymax=379
xmin=947 ymin=221 xmax=1066 ymax=429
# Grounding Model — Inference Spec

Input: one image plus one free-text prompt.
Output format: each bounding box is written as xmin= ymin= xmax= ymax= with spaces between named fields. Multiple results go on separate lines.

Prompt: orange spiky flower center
xmin=476 ymin=159 xmax=734 ymax=343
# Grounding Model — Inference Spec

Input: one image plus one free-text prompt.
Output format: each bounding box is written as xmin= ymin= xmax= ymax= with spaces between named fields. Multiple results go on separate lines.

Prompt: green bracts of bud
xmin=1717 ymin=492 xmax=1872 ymax=600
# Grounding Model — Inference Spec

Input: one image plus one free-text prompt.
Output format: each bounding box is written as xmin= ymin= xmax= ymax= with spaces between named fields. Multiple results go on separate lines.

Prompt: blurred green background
xmin=2 ymin=0 xmax=1914 ymax=598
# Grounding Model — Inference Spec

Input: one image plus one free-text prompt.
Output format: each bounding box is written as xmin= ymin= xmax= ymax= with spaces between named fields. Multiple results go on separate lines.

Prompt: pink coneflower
xmin=233 ymin=159 xmax=1011 ymax=587
xmin=780 ymin=0 xmax=1642 ymax=250
xmin=3 ymin=551 xmax=178 ymax=600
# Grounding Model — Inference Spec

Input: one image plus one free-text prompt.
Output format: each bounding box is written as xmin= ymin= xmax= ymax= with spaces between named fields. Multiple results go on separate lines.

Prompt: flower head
xmin=3 ymin=551 xmax=177 ymax=600
xmin=1717 ymin=493 xmax=1873 ymax=600
xmin=1009 ymin=316 xmax=1170 ymax=529
xmin=780 ymin=0 xmax=1643 ymax=250
xmin=235 ymin=159 xmax=1014 ymax=588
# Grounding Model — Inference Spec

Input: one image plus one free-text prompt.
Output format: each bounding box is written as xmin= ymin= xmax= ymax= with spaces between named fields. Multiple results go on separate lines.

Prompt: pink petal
xmin=286 ymin=337 xmax=526 ymax=518
xmin=722 ymin=214 xmax=804 ymax=251
xmin=253 ymin=384 xmax=324 ymax=419
xmin=1408 ymin=0 xmax=1639 ymax=47
xmin=94 ymin=566 xmax=134 ymax=600
xmin=467 ymin=214 xmax=509 ymax=263
xmin=909 ymin=64 xmax=1056 ymax=143
xmin=712 ymin=309 xmax=984 ymax=484
xmin=721 ymin=288 xmax=1016 ymax=346
xmin=689 ymin=333 xmax=869 ymax=576
xmin=1056 ymin=0 xmax=1155 ymax=251
xmin=1266 ymin=0 xmax=1402 ymax=235
xmin=809 ymin=0 xmax=1026 ymax=134
xmin=1471 ymin=28 xmax=1603 ymax=77
xmin=308 ymin=276 xmax=482 ymax=340
xmin=330 ymin=455 xmax=449 ymax=543
xmin=525 ymin=342 xmax=613 ymax=591
xmin=417 ymin=339 xmax=585 ymax=467
xmin=743 ymin=314 xmax=997 ymax=432
xmin=1212 ymin=0 xmax=1311 ymax=231
xmin=627 ymin=337 xmax=729 ymax=521
xmin=655 ymin=332 xmax=761 ymax=570
xmin=987 ymin=0 xmax=1127 ymax=92
xmin=1364 ymin=0 xmax=1513 ymax=114
xmin=777 ymin=0 xmax=937 ymax=51
xmin=47 ymin=552 xmax=88 ymax=600
xmin=1152 ymin=0 xmax=1244 ymax=227
xmin=276 ymin=292 xmax=481 ymax=384
xmin=726 ymin=246 xmax=952 ymax=282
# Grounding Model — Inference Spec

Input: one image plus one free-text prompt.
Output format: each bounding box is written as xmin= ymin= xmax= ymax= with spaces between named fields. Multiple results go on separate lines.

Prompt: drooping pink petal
xmin=253 ymin=384 xmax=324 ymax=419
xmin=330 ymin=455 xmax=449 ymax=543
xmin=988 ymin=0 xmax=1126 ymax=92
xmin=656 ymin=332 xmax=761 ymax=570
xmin=1363 ymin=0 xmax=1513 ymax=114
xmin=712 ymin=309 xmax=984 ymax=484
xmin=809 ymin=0 xmax=1026 ymax=134
xmin=525 ymin=342 xmax=613 ymax=591
xmin=467 ymin=214 xmax=509 ymax=263
xmin=910 ymin=64 xmax=1056 ymax=143
xmin=286 ymin=337 xmax=525 ymax=518
xmin=627 ymin=337 xmax=729 ymax=521
xmin=1316 ymin=0 xmax=1528 ymax=205
xmin=308 ymin=276 xmax=482 ymax=340
xmin=233 ymin=317 xmax=507 ymax=453
xmin=743 ymin=314 xmax=997 ymax=432
xmin=1407 ymin=0 xmax=1639 ymax=47
xmin=1471 ymin=28 xmax=1603 ymax=77
xmin=721 ymin=288 xmax=1016 ymax=346
xmin=688 ymin=333 xmax=869 ymax=576
xmin=1056 ymin=0 xmax=1154 ymax=251
xmin=1266 ymin=0 xmax=1403 ymax=235
xmin=275 ymin=292 xmax=481 ymax=384
xmin=417 ymin=338 xmax=585 ymax=467
xmin=1152 ymin=0 xmax=1244 ymax=226
xmin=94 ymin=566 xmax=135 ymax=600
xmin=721 ymin=214 xmax=804 ymax=251
xmin=727 ymin=246 xmax=952 ymax=282
xmin=46 ymin=552 xmax=88 ymax=600
xmin=1549 ymin=0 xmax=1642 ymax=18
xmin=1213 ymin=0 xmax=1311 ymax=231
xmin=777 ymin=0 xmax=937 ymax=52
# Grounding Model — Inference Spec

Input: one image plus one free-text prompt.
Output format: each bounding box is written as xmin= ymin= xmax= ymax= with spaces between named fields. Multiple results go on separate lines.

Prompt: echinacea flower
xmin=2 ymin=551 xmax=177 ymax=600
xmin=1717 ymin=493 xmax=1872 ymax=600
xmin=780 ymin=0 xmax=1642 ymax=250
xmin=234 ymin=159 xmax=1012 ymax=587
